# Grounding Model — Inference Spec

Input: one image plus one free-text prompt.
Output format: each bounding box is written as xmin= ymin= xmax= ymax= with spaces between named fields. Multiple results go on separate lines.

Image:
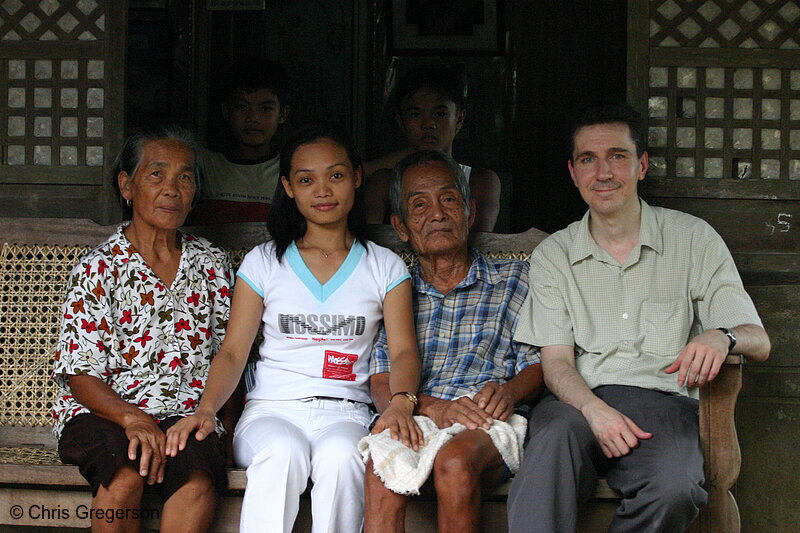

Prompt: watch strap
xmin=717 ymin=327 xmax=737 ymax=353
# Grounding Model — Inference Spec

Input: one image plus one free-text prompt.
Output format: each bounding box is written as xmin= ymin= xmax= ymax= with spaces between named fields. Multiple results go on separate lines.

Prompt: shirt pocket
xmin=641 ymin=299 xmax=692 ymax=358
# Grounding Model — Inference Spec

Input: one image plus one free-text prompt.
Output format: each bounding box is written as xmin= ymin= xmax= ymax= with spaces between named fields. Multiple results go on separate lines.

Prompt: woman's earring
xmin=126 ymin=199 xmax=131 ymax=207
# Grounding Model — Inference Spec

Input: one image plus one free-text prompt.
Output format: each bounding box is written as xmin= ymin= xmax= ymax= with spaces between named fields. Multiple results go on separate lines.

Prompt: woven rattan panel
xmin=0 ymin=445 xmax=60 ymax=466
xmin=0 ymin=243 xmax=530 ymax=429
xmin=0 ymin=243 xmax=91 ymax=427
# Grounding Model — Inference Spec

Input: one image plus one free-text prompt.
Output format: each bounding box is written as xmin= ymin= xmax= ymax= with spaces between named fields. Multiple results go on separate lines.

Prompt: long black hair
xmin=267 ymin=121 xmax=367 ymax=261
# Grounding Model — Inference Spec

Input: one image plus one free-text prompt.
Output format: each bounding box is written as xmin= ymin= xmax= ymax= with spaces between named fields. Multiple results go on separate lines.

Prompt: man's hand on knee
xmin=425 ymin=396 xmax=493 ymax=430
xmin=474 ymin=382 xmax=515 ymax=421
xmin=582 ymin=399 xmax=652 ymax=458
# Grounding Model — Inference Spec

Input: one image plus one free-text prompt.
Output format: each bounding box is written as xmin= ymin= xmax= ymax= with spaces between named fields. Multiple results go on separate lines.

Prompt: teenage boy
xmin=191 ymin=58 xmax=290 ymax=224
xmin=363 ymin=64 xmax=500 ymax=231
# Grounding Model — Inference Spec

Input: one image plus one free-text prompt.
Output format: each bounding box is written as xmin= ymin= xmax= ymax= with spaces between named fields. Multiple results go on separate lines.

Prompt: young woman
xmin=166 ymin=122 xmax=421 ymax=533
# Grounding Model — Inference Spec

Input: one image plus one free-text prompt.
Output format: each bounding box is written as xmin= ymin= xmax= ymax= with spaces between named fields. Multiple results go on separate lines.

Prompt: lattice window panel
xmin=647 ymin=66 xmax=800 ymax=180
xmin=0 ymin=0 xmax=122 ymax=221
xmin=650 ymin=0 xmax=800 ymax=49
xmin=0 ymin=58 xmax=104 ymax=167
xmin=0 ymin=0 xmax=105 ymax=41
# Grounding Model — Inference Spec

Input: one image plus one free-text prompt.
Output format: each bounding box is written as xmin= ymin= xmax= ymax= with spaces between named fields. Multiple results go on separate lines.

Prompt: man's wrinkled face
xmin=391 ymin=161 xmax=474 ymax=257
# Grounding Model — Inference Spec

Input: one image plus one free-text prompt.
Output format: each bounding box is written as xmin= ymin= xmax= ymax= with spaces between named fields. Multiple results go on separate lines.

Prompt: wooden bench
xmin=0 ymin=218 xmax=743 ymax=532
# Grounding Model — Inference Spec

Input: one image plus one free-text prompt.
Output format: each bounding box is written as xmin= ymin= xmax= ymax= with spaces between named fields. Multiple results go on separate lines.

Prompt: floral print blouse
xmin=52 ymin=224 xmax=233 ymax=439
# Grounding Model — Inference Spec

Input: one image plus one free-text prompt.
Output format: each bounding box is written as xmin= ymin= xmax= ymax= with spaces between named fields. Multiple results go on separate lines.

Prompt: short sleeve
xmin=379 ymin=247 xmax=411 ymax=296
xmin=514 ymin=245 xmax=575 ymax=348
xmin=52 ymin=262 xmax=115 ymax=388
xmin=502 ymin=261 xmax=541 ymax=372
xmin=237 ymin=243 xmax=271 ymax=298
xmin=690 ymin=222 xmax=762 ymax=329
xmin=369 ymin=324 xmax=391 ymax=375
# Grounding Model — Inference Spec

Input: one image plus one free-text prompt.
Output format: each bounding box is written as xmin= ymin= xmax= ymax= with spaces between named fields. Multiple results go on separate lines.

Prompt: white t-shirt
xmin=202 ymin=150 xmax=280 ymax=204
xmin=237 ymin=240 xmax=410 ymax=403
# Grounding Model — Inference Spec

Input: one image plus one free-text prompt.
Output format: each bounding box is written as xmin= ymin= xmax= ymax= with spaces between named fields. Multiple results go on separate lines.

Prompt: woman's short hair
xmin=112 ymin=125 xmax=203 ymax=219
xmin=389 ymin=150 xmax=471 ymax=219
xmin=269 ymin=121 xmax=367 ymax=261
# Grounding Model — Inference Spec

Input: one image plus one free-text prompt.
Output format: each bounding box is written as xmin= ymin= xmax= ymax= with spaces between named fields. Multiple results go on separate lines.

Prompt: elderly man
xmin=363 ymin=150 xmax=542 ymax=533
xmin=508 ymin=101 xmax=771 ymax=533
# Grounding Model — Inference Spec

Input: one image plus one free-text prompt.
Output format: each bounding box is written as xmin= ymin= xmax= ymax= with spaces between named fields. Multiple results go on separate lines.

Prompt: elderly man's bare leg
xmin=91 ymin=466 xmax=144 ymax=533
xmin=161 ymin=470 xmax=216 ymax=533
xmin=364 ymin=458 xmax=409 ymax=533
xmin=433 ymin=430 xmax=507 ymax=533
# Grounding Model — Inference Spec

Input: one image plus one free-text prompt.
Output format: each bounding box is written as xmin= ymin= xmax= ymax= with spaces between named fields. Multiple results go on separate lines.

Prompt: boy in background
xmin=363 ymin=64 xmax=500 ymax=231
xmin=191 ymin=58 xmax=290 ymax=224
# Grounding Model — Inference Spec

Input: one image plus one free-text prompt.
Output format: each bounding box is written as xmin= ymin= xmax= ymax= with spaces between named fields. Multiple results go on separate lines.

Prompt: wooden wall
xmin=0 ymin=0 xmax=126 ymax=224
xmin=628 ymin=2 xmax=800 ymax=531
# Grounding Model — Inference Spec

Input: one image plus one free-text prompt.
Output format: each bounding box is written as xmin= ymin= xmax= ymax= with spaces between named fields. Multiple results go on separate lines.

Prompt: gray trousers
xmin=507 ymin=385 xmax=707 ymax=533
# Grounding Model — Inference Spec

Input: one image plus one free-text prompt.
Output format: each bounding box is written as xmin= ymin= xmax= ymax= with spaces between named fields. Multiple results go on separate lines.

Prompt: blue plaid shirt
xmin=371 ymin=249 xmax=540 ymax=401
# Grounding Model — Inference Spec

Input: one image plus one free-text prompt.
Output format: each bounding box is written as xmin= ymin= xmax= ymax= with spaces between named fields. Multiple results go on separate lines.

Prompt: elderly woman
xmin=52 ymin=126 xmax=233 ymax=533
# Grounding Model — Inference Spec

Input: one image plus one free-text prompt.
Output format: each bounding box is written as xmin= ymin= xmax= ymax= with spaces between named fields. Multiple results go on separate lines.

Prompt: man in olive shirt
xmin=507 ymin=102 xmax=771 ymax=533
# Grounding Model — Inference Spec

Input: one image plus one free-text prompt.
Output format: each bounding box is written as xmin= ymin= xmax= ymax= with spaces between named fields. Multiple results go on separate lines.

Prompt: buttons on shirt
xmin=622 ymin=313 xmax=629 ymax=319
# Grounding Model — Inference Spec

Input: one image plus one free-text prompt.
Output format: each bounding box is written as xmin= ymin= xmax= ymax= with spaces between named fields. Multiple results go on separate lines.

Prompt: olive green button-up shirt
xmin=514 ymin=200 xmax=762 ymax=398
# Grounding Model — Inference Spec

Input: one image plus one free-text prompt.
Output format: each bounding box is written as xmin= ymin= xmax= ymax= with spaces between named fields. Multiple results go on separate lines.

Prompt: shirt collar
xmin=411 ymin=248 xmax=501 ymax=296
xmin=111 ymin=223 xmax=194 ymax=262
xmin=569 ymin=198 xmax=663 ymax=265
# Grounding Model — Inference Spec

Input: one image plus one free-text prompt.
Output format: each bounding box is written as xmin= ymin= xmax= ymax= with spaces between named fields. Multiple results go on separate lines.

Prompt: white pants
xmin=233 ymin=397 xmax=371 ymax=533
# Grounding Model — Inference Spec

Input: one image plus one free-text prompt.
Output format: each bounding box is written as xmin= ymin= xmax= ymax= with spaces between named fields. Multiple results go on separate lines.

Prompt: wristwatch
xmin=717 ymin=328 xmax=737 ymax=354
xmin=391 ymin=391 xmax=418 ymax=405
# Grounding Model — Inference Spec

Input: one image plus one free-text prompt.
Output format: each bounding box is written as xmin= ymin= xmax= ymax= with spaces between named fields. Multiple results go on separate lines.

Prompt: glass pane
xmin=7 ymin=116 xmax=25 ymax=136
xmin=60 ymin=146 xmax=78 ymax=166
xmin=734 ymin=69 xmax=753 ymax=89
xmin=61 ymin=60 xmax=79 ymax=79
xmin=61 ymin=117 xmax=78 ymax=137
xmin=61 ymin=88 xmax=78 ymax=109
xmin=761 ymin=129 xmax=781 ymax=150
xmin=649 ymin=127 xmax=668 ymax=148
xmin=676 ymin=157 xmax=695 ymax=177
xmin=7 ymin=145 xmax=25 ymax=165
xmin=676 ymin=127 xmax=696 ymax=148
xmin=762 ymin=68 xmax=781 ymax=90
xmin=86 ymin=146 xmax=103 ymax=166
xmin=706 ymin=68 xmax=724 ymax=89
xmin=733 ymin=98 xmax=753 ymax=119
xmin=762 ymin=99 xmax=781 ymax=120
xmin=86 ymin=117 xmax=103 ymax=137
xmin=34 ymin=60 xmax=52 ymax=79
xmin=704 ymin=158 xmax=723 ymax=178
xmin=761 ymin=159 xmax=780 ymax=179
xmin=33 ymin=116 xmax=52 ymax=137
xmin=34 ymin=88 xmax=51 ymax=108
xmin=649 ymin=157 xmax=667 ymax=177
xmin=677 ymin=67 xmax=696 ymax=88
xmin=649 ymin=96 xmax=668 ymax=118
xmin=33 ymin=145 xmax=51 ymax=165
xmin=705 ymin=128 xmax=723 ymax=149
xmin=649 ymin=67 xmax=668 ymax=88
xmin=733 ymin=128 xmax=753 ymax=149
xmin=7 ymin=88 xmax=24 ymax=108
xmin=705 ymin=97 xmax=724 ymax=118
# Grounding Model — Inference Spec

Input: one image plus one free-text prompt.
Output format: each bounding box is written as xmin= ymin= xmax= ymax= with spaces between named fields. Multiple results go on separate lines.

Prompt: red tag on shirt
xmin=322 ymin=350 xmax=358 ymax=381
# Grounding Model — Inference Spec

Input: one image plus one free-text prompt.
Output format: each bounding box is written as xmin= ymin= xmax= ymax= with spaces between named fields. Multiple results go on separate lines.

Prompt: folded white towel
xmin=358 ymin=412 xmax=527 ymax=495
